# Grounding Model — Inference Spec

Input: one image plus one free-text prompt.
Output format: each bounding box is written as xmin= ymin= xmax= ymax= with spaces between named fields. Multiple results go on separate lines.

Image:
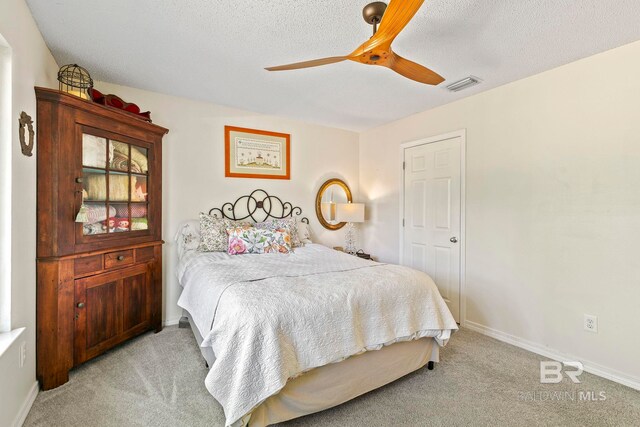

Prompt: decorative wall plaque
xmin=18 ymin=111 xmax=35 ymax=157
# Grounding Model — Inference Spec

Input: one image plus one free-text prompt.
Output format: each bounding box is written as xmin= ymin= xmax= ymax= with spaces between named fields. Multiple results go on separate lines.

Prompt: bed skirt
xmin=184 ymin=310 xmax=439 ymax=426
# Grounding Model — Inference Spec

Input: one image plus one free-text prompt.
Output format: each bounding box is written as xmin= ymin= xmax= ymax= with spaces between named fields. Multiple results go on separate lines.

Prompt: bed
xmin=175 ymin=190 xmax=458 ymax=427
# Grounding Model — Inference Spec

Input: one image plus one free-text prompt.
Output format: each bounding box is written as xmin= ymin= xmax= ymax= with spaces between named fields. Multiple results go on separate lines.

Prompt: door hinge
xmin=402 ymin=161 xmax=405 ymax=170
xmin=402 ymin=218 xmax=405 ymax=227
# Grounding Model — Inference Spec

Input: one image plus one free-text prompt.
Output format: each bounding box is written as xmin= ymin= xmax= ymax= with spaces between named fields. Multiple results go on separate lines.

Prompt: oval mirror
xmin=315 ymin=179 xmax=352 ymax=230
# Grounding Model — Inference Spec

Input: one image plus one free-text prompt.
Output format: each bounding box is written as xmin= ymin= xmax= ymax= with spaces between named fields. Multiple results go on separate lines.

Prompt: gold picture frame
xmin=225 ymin=126 xmax=290 ymax=180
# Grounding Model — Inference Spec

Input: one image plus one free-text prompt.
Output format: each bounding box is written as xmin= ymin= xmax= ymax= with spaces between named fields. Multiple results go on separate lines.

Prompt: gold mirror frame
xmin=315 ymin=178 xmax=353 ymax=230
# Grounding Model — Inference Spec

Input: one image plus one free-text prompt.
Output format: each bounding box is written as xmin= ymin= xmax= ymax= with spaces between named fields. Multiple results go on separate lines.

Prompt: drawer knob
xmin=77 ymin=302 xmax=85 ymax=308
xmin=75 ymin=177 xmax=83 ymax=183
xmin=117 ymin=255 xmax=125 ymax=261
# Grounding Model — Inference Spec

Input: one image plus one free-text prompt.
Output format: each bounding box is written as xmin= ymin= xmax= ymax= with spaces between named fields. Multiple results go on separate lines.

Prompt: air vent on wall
xmin=446 ymin=76 xmax=481 ymax=92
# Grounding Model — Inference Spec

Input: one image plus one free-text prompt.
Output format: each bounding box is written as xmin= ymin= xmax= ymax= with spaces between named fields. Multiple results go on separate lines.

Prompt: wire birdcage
xmin=57 ymin=64 xmax=93 ymax=99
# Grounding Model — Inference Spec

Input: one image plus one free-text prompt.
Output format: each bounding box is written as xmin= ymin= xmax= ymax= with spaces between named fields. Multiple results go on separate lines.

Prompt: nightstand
xmin=333 ymin=247 xmax=373 ymax=260
xmin=355 ymin=249 xmax=374 ymax=260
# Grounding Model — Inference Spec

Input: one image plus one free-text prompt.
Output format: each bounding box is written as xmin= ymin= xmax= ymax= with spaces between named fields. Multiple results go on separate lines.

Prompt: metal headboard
xmin=208 ymin=189 xmax=309 ymax=224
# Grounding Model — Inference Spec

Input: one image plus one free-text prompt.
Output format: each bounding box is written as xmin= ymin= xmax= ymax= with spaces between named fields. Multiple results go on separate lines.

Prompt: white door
xmin=402 ymin=135 xmax=462 ymax=321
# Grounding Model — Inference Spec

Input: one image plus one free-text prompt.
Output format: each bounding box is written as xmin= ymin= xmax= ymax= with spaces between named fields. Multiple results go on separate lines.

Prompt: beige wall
xmin=94 ymin=81 xmax=360 ymax=325
xmin=359 ymin=40 xmax=640 ymax=385
xmin=0 ymin=0 xmax=59 ymax=425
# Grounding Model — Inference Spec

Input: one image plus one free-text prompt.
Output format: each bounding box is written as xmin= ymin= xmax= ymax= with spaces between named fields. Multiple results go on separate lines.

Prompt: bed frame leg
xmin=178 ymin=316 xmax=190 ymax=329
xmin=427 ymin=361 xmax=435 ymax=370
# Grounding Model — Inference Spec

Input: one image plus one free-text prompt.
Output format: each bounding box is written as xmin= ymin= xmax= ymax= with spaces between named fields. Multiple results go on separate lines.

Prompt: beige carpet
xmin=24 ymin=326 xmax=640 ymax=426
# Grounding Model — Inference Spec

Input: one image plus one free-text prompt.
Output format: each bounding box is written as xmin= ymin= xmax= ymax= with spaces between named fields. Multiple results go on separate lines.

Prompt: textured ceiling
xmin=26 ymin=0 xmax=640 ymax=131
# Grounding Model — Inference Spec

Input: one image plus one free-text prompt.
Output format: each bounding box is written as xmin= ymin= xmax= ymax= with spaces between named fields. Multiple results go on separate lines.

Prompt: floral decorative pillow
xmin=255 ymin=217 xmax=302 ymax=247
xmin=227 ymin=226 xmax=292 ymax=255
xmin=197 ymin=213 xmax=249 ymax=252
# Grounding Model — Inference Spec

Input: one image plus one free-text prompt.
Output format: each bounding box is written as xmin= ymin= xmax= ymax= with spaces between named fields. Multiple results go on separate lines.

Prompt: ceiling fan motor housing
xmin=358 ymin=51 xmax=390 ymax=65
xmin=363 ymin=1 xmax=388 ymax=25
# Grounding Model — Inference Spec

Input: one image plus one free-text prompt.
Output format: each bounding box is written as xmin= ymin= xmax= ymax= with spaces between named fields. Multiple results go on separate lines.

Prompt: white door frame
xmin=399 ymin=129 xmax=467 ymax=325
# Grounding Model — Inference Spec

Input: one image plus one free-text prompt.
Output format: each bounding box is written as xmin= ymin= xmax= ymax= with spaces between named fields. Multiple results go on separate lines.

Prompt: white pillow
xmin=297 ymin=218 xmax=312 ymax=244
xmin=175 ymin=220 xmax=200 ymax=259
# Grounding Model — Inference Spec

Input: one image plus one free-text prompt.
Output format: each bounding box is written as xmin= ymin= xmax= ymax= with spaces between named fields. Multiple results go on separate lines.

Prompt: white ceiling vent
xmin=446 ymin=76 xmax=481 ymax=92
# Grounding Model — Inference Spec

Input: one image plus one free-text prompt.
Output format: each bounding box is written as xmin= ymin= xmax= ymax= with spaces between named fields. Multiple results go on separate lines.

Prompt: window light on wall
xmin=0 ymin=35 xmax=12 ymax=333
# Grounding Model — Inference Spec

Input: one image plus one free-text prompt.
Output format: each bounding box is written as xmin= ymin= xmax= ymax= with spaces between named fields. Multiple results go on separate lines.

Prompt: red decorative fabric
xmin=88 ymin=88 xmax=152 ymax=122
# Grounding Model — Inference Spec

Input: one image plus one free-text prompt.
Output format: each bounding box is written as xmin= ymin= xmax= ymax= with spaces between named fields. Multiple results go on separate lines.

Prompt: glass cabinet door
xmin=80 ymin=133 xmax=149 ymax=236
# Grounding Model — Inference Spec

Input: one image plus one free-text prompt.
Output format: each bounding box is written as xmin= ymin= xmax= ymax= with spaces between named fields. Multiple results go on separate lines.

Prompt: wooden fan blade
xmin=351 ymin=0 xmax=425 ymax=56
xmin=265 ymin=56 xmax=347 ymax=71
xmin=386 ymin=52 xmax=444 ymax=85
xmin=377 ymin=0 xmax=425 ymax=42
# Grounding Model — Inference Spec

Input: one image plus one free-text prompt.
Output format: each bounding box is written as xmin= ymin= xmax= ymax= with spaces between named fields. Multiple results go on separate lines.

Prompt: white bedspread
xmin=177 ymin=244 xmax=458 ymax=427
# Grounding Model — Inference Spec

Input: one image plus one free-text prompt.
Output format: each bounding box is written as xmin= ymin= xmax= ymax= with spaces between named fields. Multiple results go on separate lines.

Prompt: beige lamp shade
xmin=336 ymin=202 xmax=365 ymax=223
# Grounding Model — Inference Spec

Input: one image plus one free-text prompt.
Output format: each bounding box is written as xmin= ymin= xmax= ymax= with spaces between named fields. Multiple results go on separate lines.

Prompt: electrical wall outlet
xmin=19 ymin=341 xmax=26 ymax=367
xmin=584 ymin=314 xmax=598 ymax=333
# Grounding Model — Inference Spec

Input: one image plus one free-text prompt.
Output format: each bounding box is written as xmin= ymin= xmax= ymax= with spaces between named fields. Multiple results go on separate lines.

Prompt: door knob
xmin=450 ymin=237 xmax=458 ymax=243
xmin=77 ymin=302 xmax=85 ymax=308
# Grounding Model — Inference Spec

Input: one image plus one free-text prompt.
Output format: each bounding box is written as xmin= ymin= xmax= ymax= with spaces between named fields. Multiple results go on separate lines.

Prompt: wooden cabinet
xmin=35 ymin=88 xmax=168 ymax=390
xmin=74 ymin=263 xmax=151 ymax=364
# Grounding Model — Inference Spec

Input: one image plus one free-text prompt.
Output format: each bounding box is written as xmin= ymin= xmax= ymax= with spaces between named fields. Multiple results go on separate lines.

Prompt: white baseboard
xmin=163 ymin=317 xmax=180 ymax=327
xmin=462 ymin=320 xmax=640 ymax=391
xmin=13 ymin=381 xmax=38 ymax=427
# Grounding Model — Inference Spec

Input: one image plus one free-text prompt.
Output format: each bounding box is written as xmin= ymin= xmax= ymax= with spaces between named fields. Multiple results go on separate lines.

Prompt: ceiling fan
xmin=265 ymin=0 xmax=444 ymax=85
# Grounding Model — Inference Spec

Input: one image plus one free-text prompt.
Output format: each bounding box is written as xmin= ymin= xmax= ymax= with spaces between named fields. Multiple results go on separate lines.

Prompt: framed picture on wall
xmin=225 ymin=126 xmax=291 ymax=180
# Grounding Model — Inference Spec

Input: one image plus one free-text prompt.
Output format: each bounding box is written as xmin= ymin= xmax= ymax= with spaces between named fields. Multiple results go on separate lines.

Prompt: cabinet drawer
xmin=104 ymin=250 xmax=134 ymax=269
xmin=74 ymin=254 xmax=103 ymax=276
xmin=135 ymin=246 xmax=155 ymax=263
